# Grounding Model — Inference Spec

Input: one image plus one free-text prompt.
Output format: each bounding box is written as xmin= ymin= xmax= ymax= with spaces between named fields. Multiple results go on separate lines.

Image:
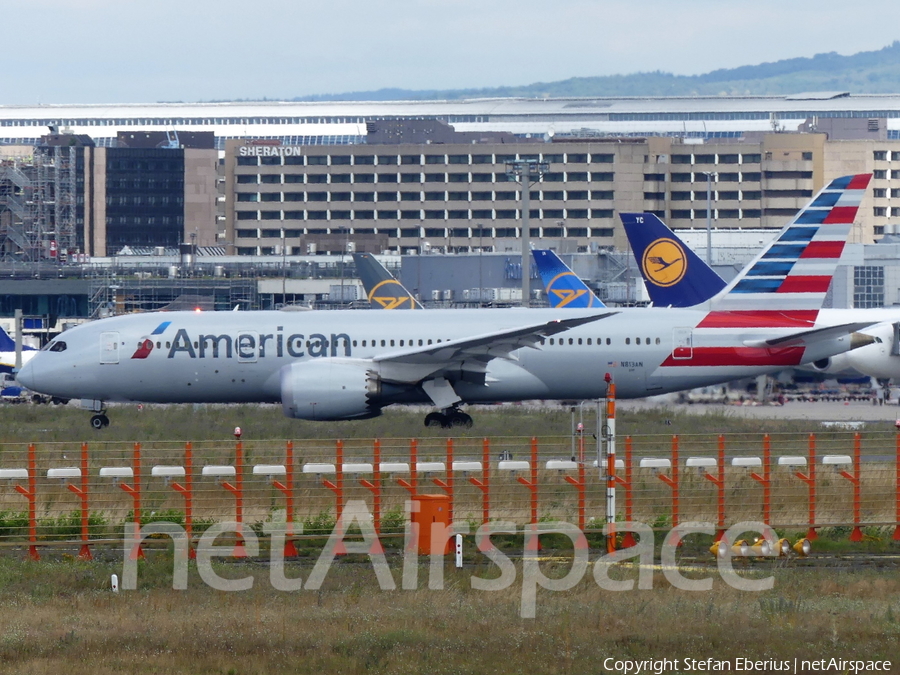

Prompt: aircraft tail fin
xmin=531 ymin=250 xmax=605 ymax=308
xmin=700 ymin=174 xmax=871 ymax=327
xmin=620 ymin=213 xmax=726 ymax=307
xmin=0 ymin=328 xmax=14 ymax=352
xmin=352 ymin=253 xmax=422 ymax=310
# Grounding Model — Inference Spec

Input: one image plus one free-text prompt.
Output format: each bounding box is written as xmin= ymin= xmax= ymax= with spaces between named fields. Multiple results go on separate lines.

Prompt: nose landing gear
xmin=423 ymin=407 xmax=473 ymax=429
xmin=90 ymin=413 xmax=110 ymax=429
xmin=83 ymin=400 xmax=110 ymax=429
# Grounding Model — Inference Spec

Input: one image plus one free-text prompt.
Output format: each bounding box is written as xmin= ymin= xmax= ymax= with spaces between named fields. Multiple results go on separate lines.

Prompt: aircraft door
xmin=100 ymin=332 xmax=120 ymax=364
xmin=672 ymin=327 xmax=693 ymax=360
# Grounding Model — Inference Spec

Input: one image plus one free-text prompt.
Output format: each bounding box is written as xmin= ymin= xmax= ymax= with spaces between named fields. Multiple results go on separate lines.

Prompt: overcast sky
xmin=3 ymin=0 xmax=900 ymax=105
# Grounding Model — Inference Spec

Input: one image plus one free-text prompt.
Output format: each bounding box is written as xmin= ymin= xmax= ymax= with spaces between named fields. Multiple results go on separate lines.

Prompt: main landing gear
xmin=423 ymin=407 xmax=474 ymax=429
xmin=90 ymin=413 xmax=110 ymax=429
xmin=82 ymin=399 xmax=110 ymax=429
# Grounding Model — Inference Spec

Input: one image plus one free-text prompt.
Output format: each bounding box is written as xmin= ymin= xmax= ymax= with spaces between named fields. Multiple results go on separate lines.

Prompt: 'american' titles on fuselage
xmin=158 ymin=326 xmax=352 ymax=360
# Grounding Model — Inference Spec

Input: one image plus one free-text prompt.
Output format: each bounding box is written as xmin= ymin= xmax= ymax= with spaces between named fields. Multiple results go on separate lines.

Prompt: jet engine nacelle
xmin=845 ymin=322 xmax=900 ymax=380
xmin=809 ymin=353 xmax=851 ymax=374
xmin=280 ymin=358 xmax=381 ymax=420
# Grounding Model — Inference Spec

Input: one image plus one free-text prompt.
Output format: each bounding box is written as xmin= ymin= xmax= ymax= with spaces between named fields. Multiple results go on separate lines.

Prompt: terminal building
xmin=7 ymin=94 xmax=900 ymax=255
xmin=4 ymin=95 xmax=900 ymax=331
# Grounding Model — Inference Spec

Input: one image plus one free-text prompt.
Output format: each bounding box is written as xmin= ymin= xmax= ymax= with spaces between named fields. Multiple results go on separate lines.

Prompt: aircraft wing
xmin=372 ymin=312 xmax=617 ymax=383
xmin=744 ymin=322 xmax=878 ymax=349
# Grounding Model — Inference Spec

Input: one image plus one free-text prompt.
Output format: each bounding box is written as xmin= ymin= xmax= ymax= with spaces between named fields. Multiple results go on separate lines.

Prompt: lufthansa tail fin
xmin=702 ymin=174 xmax=871 ymax=327
xmin=531 ymin=250 xmax=605 ymax=308
xmin=352 ymin=253 xmax=423 ymax=310
xmin=620 ymin=213 xmax=726 ymax=307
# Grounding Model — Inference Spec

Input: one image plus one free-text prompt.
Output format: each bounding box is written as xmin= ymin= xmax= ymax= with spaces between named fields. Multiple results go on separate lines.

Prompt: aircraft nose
xmin=16 ymin=358 xmax=36 ymax=390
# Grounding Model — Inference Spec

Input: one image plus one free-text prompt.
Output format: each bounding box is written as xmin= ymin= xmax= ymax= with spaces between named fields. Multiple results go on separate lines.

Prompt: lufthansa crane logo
xmin=641 ymin=238 xmax=687 ymax=287
xmin=368 ymin=280 xmax=415 ymax=309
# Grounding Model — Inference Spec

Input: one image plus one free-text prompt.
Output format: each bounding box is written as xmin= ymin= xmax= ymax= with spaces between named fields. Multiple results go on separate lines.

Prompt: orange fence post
xmin=612 ymin=436 xmax=634 ymax=547
xmin=703 ymin=435 xmax=726 ymax=542
xmin=895 ymin=433 xmax=900 ymax=541
xmin=13 ymin=443 xmax=39 ymax=560
xmin=657 ymin=435 xmax=679 ymax=529
xmin=838 ymin=433 xmax=863 ymax=542
xmin=64 ymin=442 xmax=92 ymax=560
xmin=467 ymin=438 xmax=491 ymax=525
xmin=360 ymin=439 xmax=383 ymax=535
xmin=322 ymin=439 xmax=346 ymax=554
xmin=220 ymin=438 xmax=246 ymax=557
xmin=431 ymin=438 xmax=454 ymax=523
xmin=170 ymin=442 xmax=195 ymax=559
xmin=794 ymin=433 xmax=817 ymax=541
xmin=118 ymin=442 xmax=144 ymax=560
xmin=272 ymin=440 xmax=298 ymax=557
xmin=516 ymin=437 xmax=540 ymax=550
xmin=398 ymin=438 xmax=418 ymax=496
xmin=564 ymin=433 xmax=586 ymax=531
xmin=750 ymin=434 xmax=772 ymax=526
xmin=323 ymin=438 xmax=345 ymax=520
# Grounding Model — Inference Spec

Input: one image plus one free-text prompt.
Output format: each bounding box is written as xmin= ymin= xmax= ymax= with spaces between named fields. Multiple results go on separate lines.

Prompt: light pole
xmin=478 ymin=223 xmax=483 ymax=304
xmin=338 ymin=225 xmax=349 ymax=304
xmin=699 ymin=171 xmax=717 ymax=266
xmin=417 ymin=225 xmax=423 ymax=302
xmin=506 ymin=159 xmax=550 ymax=307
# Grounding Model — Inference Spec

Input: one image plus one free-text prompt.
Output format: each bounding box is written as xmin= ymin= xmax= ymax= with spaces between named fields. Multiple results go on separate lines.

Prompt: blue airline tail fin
xmin=352 ymin=253 xmax=423 ymax=310
xmin=531 ymin=250 xmax=605 ymax=308
xmin=0 ymin=328 xmax=14 ymax=352
xmin=620 ymin=212 xmax=726 ymax=307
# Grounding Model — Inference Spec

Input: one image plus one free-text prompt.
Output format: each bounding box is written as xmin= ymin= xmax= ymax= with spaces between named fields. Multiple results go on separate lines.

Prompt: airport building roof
xmin=6 ymin=94 xmax=900 ymax=147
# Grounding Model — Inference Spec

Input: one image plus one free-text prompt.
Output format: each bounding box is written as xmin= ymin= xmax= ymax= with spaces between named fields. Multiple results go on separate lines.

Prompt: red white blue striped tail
xmin=701 ymin=174 xmax=871 ymax=328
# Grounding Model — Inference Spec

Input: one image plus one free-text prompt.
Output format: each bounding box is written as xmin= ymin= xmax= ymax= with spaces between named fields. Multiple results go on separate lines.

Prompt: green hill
xmin=296 ymin=41 xmax=900 ymax=101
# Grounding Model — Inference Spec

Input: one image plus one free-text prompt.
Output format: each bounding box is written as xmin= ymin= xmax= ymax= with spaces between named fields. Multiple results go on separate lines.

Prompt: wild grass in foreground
xmin=0 ymin=553 xmax=897 ymax=674
xmin=0 ymin=401 xmax=891 ymax=444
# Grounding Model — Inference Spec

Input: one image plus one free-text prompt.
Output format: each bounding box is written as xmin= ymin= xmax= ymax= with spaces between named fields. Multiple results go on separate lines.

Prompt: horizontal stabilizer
xmin=744 ymin=322 xmax=877 ymax=349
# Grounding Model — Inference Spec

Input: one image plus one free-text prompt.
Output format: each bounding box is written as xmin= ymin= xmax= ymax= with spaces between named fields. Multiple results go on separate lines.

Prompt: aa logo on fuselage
xmin=641 ymin=238 xmax=686 ymax=287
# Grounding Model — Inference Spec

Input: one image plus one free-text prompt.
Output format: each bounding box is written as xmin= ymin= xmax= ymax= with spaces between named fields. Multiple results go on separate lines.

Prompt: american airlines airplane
xmin=620 ymin=208 xmax=900 ymax=380
xmin=17 ymin=175 xmax=876 ymax=429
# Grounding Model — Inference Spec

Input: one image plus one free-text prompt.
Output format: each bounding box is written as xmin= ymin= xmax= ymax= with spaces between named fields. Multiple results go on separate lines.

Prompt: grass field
xmin=0 ymin=548 xmax=899 ymax=674
xmin=6 ymin=399 xmax=898 ymax=444
xmin=0 ymin=403 xmax=898 ymax=673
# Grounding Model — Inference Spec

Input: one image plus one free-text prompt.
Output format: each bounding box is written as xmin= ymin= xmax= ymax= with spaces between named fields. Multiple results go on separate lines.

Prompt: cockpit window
xmin=48 ymin=341 xmax=67 ymax=352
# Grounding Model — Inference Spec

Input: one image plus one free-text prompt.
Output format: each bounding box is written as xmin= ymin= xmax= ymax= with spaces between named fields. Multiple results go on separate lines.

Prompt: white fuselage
xmin=17 ymin=306 xmax=868 ymax=417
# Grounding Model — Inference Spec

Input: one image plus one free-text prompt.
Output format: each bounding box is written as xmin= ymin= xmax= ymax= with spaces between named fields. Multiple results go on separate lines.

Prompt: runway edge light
xmin=793 ymin=538 xmax=812 ymax=557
